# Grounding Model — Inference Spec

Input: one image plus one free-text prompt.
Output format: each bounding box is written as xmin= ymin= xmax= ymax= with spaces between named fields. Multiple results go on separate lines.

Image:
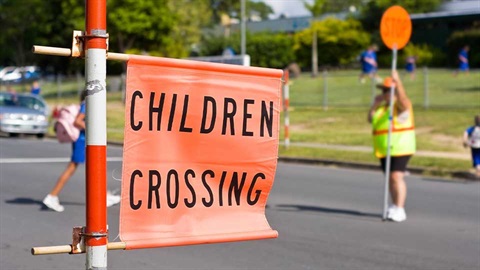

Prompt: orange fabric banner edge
xmin=128 ymin=55 xmax=284 ymax=79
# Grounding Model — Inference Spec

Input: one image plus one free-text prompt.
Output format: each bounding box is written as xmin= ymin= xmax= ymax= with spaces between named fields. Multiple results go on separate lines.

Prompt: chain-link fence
xmin=288 ymin=68 xmax=480 ymax=109
xmin=0 ymin=74 xmax=126 ymax=102
xmin=3 ymin=68 xmax=478 ymax=110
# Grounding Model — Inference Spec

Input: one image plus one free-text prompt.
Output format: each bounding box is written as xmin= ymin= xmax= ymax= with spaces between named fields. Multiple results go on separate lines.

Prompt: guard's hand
xmin=391 ymin=70 xmax=400 ymax=81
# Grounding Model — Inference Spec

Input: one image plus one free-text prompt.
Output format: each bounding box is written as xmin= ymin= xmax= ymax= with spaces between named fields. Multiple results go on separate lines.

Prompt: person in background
xmin=463 ymin=115 xmax=480 ymax=177
xmin=30 ymin=80 xmax=41 ymax=95
xmin=359 ymin=44 xmax=380 ymax=84
xmin=454 ymin=45 xmax=470 ymax=76
xmin=43 ymin=91 xmax=120 ymax=212
xmin=405 ymin=55 xmax=417 ymax=81
xmin=368 ymin=70 xmax=416 ymax=222
xmin=6 ymin=84 xmax=16 ymax=95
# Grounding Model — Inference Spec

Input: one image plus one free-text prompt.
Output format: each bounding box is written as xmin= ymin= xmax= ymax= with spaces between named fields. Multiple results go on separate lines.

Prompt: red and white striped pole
xmin=283 ymin=70 xmax=290 ymax=148
xmin=85 ymin=0 xmax=108 ymax=269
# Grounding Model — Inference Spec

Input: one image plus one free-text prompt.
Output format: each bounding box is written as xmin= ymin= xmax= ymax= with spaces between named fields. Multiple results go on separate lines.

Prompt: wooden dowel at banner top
xmin=107 ymin=52 xmax=130 ymax=61
xmin=32 ymin=45 xmax=130 ymax=62
xmin=32 ymin=45 xmax=72 ymax=57
xmin=32 ymin=242 xmax=127 ymax=255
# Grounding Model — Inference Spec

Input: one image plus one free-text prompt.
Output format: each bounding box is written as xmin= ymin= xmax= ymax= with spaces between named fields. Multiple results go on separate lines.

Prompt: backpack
xmin=53 ymin=104 xmax=80 ymax=143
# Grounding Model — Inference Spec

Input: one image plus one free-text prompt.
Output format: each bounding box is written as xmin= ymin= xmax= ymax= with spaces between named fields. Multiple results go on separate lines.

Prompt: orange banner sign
xmin=380 ymin=5 xmax=412 ymax=50
xmin=119 ymin=55 xmax=282 ymax=250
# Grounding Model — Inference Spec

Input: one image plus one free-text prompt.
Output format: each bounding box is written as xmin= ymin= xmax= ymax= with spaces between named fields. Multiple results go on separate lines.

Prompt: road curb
xmin=278 ymin=156 xmax=479 ymax=182
xmin=91 ymin=138 xmax=480 ymax=182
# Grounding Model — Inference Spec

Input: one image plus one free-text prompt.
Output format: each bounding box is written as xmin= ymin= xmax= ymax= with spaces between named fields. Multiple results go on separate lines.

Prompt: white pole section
xmin=85 ymin=0 xmax=108 ymax=269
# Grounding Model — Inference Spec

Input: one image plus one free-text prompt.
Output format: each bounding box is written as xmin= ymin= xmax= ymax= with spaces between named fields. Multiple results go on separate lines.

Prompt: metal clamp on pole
xmin=33 ymin=30 xmax=126 ymax=61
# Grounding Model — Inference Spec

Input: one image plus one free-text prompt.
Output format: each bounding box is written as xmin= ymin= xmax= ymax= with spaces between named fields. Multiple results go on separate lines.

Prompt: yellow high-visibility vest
xmin=372 ymin=103 xmax=416 ymax=158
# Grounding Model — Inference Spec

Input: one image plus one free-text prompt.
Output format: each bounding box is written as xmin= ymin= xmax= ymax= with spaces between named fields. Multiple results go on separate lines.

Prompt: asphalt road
xmin=1 ymin=137 xmax=479 ymax=270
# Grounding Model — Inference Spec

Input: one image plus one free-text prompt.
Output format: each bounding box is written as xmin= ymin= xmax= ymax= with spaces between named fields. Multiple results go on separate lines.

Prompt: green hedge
xmin=199 ymin=32 xmax=295 ymax=69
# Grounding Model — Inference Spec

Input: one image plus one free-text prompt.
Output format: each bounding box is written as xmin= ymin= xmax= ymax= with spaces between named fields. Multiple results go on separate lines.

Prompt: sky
xmin=256 ymin=0 xmax=313 ymax=19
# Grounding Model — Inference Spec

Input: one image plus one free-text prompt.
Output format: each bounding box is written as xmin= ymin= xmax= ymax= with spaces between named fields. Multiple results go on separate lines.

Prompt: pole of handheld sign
xmin=85 ymin=0 xmax=108 ymax=269
xmin=423 ymin=66 xmax=429 ymax=109
xmin=283 ymin=70 xmax=290 ymax=148
xmin=240 ymin=0 xmax=246 ymax=57
xmin=382 ymin=46 xmax=398 ymax=221
xmin=322 ymin=70 xmax=328 ymax=110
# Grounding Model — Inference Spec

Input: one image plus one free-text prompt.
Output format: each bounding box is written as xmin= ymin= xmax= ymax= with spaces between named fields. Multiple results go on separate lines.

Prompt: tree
xmin=0 ymin=0 xmax=92 ymax=74
xmin=108 ymin=0 xmax=211 ymax=59
xmin=211 ymin=0 xmax=274 ymax=23
xmin=303 ymin=0 xmax=363 ymax=16
xmin=294 ymin=18 xmax=371 ymax=68
xmin=373 ymin=0 xmax=443 ymax=13
xmin=199 ymin=31 xmax=295 ymax=69
xmin=359 ymin=0 xmax=443 ymax=32
xmin=166 ymin=0 xmax=212 ymax=58
xmin=0 ymin=0 xmax=54 ymax=67
xmin=302 ymin=0 xmax=364 ymax=75
xmin=108 ymin=0 xmax=175 ymax=55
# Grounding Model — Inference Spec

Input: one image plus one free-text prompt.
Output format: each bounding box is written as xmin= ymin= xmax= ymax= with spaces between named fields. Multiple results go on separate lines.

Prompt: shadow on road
xmin=5 ymin=197 xmax=83 ymax=211
xmin=273 ymin=204 xmax=381 ymax=219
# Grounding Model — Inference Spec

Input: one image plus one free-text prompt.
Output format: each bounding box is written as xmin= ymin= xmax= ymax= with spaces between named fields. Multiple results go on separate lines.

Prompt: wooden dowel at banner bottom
xmin=31 ymin=242 xmax=127 ymax=255
xmin=107 ymin=241 xmax=127 ymax=250
xmin=31 ymin=245 xmax=72 ymax=255
xmin=32 ymin=45 xmax=130 ymax=62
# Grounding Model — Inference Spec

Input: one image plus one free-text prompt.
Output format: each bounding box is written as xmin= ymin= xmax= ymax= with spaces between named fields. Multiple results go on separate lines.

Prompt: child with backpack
xmin=43 ymin=91 xmax=120 ymax=212
xmin=463 ymin=115 xmax=480 ymax=178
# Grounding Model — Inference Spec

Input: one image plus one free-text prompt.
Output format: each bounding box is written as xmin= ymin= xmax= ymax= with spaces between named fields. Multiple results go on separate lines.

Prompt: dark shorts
xmin=459 ymin=63 xmax=469 ymax=71
xmin=380 ymin=155 xmax=412 ymax=173
xmin=362 ymin=66 xmax=376 ymax=74
xmin=405 ymin=64 xmax=415 ymax=72
xmin=471 ymin=148 xmax=480 ymax=167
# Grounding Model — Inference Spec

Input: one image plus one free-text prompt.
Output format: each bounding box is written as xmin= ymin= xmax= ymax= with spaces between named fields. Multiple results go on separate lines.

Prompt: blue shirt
xmin=31 ymin=87 xmax=41 ymax=95
xmin=466 ymin=126 xmax=476 ymax=136
xmin=459 ymin=49 xmax=469 ymax=70
xmin=459 ymin=49 xmax=468 ymax=63
xmin=361 ymin=50 xmax=377 ymax=72
xmin=79 ymin=102 xmax=86 ymax=138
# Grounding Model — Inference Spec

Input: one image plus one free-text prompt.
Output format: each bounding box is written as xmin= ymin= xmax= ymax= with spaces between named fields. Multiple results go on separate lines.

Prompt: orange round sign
xmin=380 ymin=5 xmax=412 ymax=50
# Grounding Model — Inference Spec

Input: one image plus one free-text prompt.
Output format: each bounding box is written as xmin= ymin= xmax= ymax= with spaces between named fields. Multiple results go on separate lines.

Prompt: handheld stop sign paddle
xmin=380 ymin=5 xmax=412 ymax=50
xmin=379 ymin=5 xmax=411 ymax=221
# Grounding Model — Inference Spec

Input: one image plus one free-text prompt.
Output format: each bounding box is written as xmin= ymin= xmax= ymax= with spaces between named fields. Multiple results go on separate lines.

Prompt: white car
xmin=0 ymin=66 xmax=16 ymax=80
xmin=1 ymin=66 xmax=41 ymax=83
xmin=0 ymin=92 xmax=49 ymax=138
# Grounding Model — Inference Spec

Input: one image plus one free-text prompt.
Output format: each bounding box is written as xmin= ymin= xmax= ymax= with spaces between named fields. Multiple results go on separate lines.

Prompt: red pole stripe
xmin=86 ymin=0 xmax=107 ymax=50
xmin=85 ymin=145 xmax=107 ymax=246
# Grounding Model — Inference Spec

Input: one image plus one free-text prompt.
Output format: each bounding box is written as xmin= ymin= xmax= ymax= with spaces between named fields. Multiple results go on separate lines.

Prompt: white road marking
xmin=0 ymin=157 xmax=123 ymax=164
